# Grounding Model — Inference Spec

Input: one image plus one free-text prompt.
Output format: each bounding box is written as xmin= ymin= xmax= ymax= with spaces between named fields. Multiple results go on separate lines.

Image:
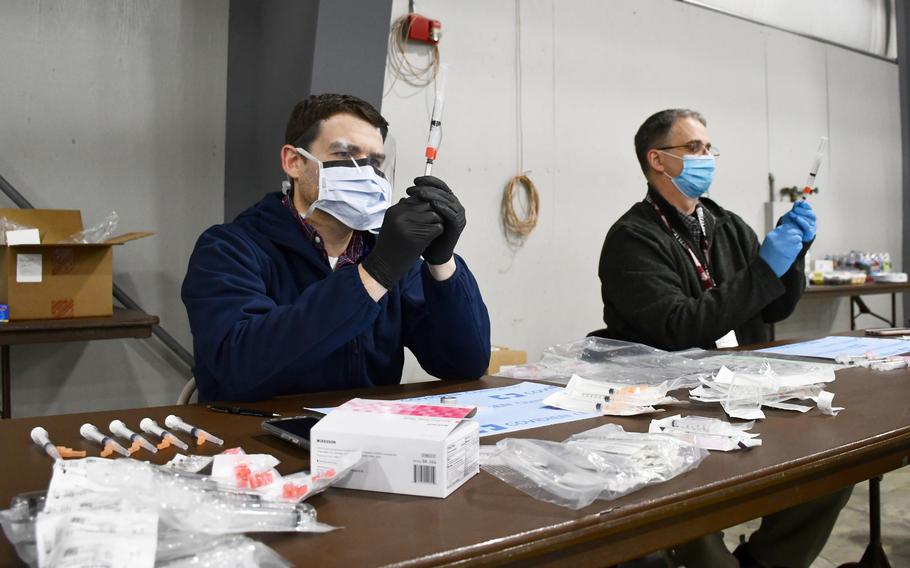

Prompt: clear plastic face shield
xmin=290 ymin=134 xmax=397 ymax=233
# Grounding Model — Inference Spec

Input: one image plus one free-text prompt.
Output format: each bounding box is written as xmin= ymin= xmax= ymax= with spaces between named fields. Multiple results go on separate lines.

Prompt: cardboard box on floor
xmin=0 ymin=209 xmax=153 ymax=320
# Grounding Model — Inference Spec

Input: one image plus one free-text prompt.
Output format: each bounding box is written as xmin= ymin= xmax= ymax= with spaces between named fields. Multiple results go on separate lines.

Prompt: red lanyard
xmin=646 ymin=196 xmax=716 ymax=291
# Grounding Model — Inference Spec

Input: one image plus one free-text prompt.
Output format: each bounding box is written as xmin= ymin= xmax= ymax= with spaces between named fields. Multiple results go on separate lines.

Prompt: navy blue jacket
xmin=182 ymin=192 xmax=491 ymax=402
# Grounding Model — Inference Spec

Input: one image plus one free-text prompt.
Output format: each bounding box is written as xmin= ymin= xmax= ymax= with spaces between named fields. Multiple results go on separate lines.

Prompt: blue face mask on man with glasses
xmin=658 ymin=141 xmax=719 ymax=199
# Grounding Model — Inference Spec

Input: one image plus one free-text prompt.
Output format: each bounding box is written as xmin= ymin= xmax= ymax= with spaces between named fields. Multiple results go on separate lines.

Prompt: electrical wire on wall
xmin=386 ymin=2 xmax=442 ymax=90
xmin=502 ymin=0 xmax=539 ymax=247
xmin=502 ymin=174 xmax=540 ymax=246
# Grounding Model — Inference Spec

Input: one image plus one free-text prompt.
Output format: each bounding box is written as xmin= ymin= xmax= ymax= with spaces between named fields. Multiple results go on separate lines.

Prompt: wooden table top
xmin=1 ymin=355 xmax=908 ymax=566
xmin=0 ymin=308 xmax=158 ymax=345
xmin=806 ymin=281 xmax=910 ymax=299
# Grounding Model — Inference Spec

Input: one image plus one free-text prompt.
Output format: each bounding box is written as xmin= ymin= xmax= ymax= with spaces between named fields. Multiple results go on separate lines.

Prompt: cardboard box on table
xmin=0 ymin=209 xmax=152 ymax=320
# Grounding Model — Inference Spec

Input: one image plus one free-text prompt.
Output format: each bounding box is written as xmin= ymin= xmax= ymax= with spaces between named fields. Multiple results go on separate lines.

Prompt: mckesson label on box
xmin=310 ymin=398 xmax=479 ymax=498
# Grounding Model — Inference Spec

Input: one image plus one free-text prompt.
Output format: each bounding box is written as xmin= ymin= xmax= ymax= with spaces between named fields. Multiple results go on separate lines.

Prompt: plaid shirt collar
xmin=647 ymin=186 xmax=715 ymax=250
xmin=282 ymin=192 xmax=365 ymax=270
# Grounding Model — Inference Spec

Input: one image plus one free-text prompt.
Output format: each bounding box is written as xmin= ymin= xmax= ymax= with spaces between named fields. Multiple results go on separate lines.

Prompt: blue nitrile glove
xmin=782 ymin=200 xmax=816 ymax=243
xmin=759 ymin=224 xmax=804 ymax=277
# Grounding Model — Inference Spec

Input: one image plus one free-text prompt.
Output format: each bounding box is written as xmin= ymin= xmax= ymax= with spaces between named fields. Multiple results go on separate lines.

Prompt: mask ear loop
xmin=294 ymin=147 xmax=325 ymax=219
xmin=656 ymin=150 xmax=680 ymax=183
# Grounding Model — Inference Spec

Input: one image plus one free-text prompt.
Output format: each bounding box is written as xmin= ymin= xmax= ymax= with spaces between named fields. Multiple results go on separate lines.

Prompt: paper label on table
xmin=38 ymin=459 xmax=158 ymax=568
xmin=163 ymin=454 xmax=214 ymax=473
xmin=309 ymin=382 xmax=601 ymax=438
xmin=36 ymin=510 xmax=158 ymax=568
xmin=722 ymin=405 xmax=766 ymax=420
xmin=813 ymin=390 xmax=844 ymax=416
xmin=763 ymin=401 xmax=813 ymax=413
xmin=16 ymin=253 xmax=42 ymax=283
xmin=6 ymin=228 xmax=40 ymax=245
xmin=715 ymin=330 xmax=739 ymax=349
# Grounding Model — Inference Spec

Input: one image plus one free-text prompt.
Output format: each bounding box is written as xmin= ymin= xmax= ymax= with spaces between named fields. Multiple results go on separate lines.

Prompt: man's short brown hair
xmin=285 ymin=93 xmax=389 ymax=150
xmin=634 ymin=109 xmax=706 ymax=174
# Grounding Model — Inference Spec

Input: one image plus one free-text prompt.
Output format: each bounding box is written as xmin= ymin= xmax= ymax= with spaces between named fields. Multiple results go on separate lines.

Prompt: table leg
xmin=838 ymin=476 xmax=892 ymax=568
xmin=1 ymin=345 xmax=9 ymax=419
xmin=890 ymin=293 xmax=896 ymax=327
xmin=850 ymin=296 xmax=857 ymax=330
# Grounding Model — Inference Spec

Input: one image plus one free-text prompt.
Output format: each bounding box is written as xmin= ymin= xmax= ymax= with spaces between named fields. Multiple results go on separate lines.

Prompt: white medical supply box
xmin=310 ymin=398 xmax=479 ymax=498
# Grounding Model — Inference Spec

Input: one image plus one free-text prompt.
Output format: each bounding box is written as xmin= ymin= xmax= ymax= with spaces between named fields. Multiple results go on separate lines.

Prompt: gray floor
xmin=723 ymin=466 xmax=910 ymax=567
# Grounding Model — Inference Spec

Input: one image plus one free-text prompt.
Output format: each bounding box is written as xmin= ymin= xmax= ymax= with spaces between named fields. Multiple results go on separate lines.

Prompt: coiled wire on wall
xmin=387 ymin=14 xmax=440 ymax=88
xmin=502 ymin=0 xmax=539 ymax=247
xmin=501 ymin=173 xmax=539 ymax=246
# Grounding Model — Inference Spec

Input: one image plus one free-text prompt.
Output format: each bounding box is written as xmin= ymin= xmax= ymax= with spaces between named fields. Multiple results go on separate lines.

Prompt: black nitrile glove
xmin=361 ymin=197 xmax=443 ymax=289
xmin=406 ymin=176 xmax=466 ymax=265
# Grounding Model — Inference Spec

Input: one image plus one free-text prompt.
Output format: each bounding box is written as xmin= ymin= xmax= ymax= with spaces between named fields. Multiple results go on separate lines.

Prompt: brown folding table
xmin=1 ymin=350 xmax=908 ymax=566
xmin=0 ymin=308 xmax=159 ymax=419
xmin=770 ymin=282 xmax=910 ymax=340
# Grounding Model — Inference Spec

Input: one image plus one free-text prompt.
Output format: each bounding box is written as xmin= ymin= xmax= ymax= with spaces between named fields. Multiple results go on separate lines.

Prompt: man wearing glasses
xmin=597 ymin=109 xmax=849 ymax=567
xmin=598 ymin=108 xmax=814 ymax=351
xmin=182 ymin=94 xmax=491 ymax=402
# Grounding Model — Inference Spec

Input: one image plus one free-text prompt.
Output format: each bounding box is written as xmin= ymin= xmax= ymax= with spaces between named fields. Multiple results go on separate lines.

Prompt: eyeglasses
xmin=657 ymin=141 xmax=720 ymax=157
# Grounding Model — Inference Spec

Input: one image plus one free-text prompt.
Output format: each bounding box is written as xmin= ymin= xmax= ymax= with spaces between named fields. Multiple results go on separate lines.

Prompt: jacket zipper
xmin=351 ymin=337 xmax=360 ymax=380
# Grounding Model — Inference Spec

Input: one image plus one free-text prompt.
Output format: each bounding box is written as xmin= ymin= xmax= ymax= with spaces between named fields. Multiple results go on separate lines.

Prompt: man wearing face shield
xmin=597 ymin=109 xmax=850 ymax=567
xmin=182 ymin=94 xmax=490 ymax=402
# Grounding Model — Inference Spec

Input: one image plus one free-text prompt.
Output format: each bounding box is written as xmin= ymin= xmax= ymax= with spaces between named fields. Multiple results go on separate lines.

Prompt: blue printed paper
xmin=309 ymin=381 xmax=599 ymax=438
xmin=757 ymin=335 xmax=910 ymax=360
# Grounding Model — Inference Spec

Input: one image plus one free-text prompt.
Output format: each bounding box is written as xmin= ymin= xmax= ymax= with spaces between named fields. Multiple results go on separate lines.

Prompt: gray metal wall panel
xmin=899 ymin=0 xmax=910 ymax=325
xmin=223 ymin=0 xmax=392 ymax=222
xmin=310 ymin=0 xmax=394 ymax=109
xmin=224 ymin=0 xmax=319 ymax=222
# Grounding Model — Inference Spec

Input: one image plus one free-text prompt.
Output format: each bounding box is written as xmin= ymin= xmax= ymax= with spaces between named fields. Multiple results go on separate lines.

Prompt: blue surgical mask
xmin=661 ymin=152 xmax=715 ymax=199
xmin=295 ymin=147 xmax=392 ymax=232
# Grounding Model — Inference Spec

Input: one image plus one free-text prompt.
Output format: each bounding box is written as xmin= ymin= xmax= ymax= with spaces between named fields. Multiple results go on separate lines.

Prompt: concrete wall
xmin=380 ymin=0 xmax=903 ymax=380
xmin=0 ymin=0 xmax=228 ymax=416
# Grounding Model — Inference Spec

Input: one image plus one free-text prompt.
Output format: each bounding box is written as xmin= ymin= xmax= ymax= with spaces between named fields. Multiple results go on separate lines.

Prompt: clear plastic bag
xmin=0 ymin=458 xmax=334 ymax=567
xmin=565 ymin=424 xmax=707 ymax=492
xmin=1 ymin=457 xmax=337 ymax=567
xmin=689 ymin=361 xmax=840 ymax=419
xmin=480 ymin=424 xmax=707 ymax=510
xmin=155 ymin=534 xmax=291 ymax=567
xmin=649 ymin=414 xmax=762 ymax=451
xmin=61 ymin=211 xmax=119 ymax=243
xmin=0 ymin=217 xmax=37 ymax=245
xmin=690 ymin=352 xmax=836 ymax=386
xmin=1 ymin=502 xmax=293 ymax=568
xmin=495 ymin=337 xmax=708 ymax=389
xmin=0 ymin=491 xmax=44 ymax=567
